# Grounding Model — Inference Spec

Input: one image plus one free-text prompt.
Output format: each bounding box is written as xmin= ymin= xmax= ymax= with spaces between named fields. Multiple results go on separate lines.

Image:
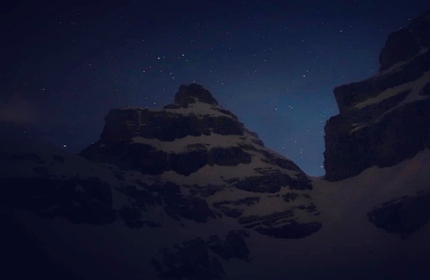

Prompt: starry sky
xmin=1 ymin=0 xmax=429 ymax=176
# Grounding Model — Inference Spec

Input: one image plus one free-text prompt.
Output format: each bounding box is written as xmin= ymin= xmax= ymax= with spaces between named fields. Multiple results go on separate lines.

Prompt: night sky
xmin=1 ymin=0 xmax=429 ymax=176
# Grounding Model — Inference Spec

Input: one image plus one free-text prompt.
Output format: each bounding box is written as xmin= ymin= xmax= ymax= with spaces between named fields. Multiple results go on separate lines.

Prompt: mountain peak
xmin=379 ymin=8 xmax=430 ymax=71
xmin=174 ymin=83 xmax=219 ymax=107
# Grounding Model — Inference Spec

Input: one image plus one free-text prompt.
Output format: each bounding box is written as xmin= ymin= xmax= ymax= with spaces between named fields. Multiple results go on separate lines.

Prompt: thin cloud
xmin=0 ymin=94 xmax=39 ymax=124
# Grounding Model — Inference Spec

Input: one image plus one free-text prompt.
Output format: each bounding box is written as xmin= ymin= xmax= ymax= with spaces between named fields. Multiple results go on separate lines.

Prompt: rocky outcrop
xmin=324 ymin=9 xmax=430 ymax=181
xmin=151 ymin=230 xmax=250 ymax=279
xmin=174 ymin=83 xmax=219 ymax=106
xmin=207 ymin=230 xmax=251 ymax=261
xmin=119 ymin=182 xmax=216 ymax=225
xmin=368 ymin=191 xmax=430 ymax=239
xmin=0 ymin=176 xmax=116 ymax=225
xmin=97 ymin=108 xmax=244 ymax=142
xmin=81 ymin=142 xmax=253 ymax=176
xmin=226 ymin=168 xmax=311 ymax=193
xmin=213 ymin=197 xmax=260 ymax=218
xmin=239 ymin=208 xmax=321 ymax=239
xmin=379 ymin=8 xmax=430 ymax=71
xmin=152 ymin=237 xmax=225 ymax=280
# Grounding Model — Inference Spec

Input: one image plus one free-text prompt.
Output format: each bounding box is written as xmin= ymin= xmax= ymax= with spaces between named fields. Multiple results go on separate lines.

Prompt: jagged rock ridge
xmin=324 ymin=8 xmax=430 ymax=181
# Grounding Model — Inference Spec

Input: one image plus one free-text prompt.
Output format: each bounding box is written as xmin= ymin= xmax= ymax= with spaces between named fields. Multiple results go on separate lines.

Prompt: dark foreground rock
xmin=152 ymin=230 xmax=250 ymax=279
xmin=368 ymin=191 xmax=430 ymax=239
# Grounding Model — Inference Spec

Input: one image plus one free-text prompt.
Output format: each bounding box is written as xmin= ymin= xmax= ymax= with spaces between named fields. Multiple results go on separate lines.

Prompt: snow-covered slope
xmin=1 ymin=136 xmax=429 ymax=279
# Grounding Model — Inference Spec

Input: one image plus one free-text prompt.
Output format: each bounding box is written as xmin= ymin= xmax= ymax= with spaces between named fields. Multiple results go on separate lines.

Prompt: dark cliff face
xmin=379 ymin=8 xmax=430 ymax=71
xmin=324 ymin=9 xmax=430 ymax=181
xmin=81 ymin=84 xmax=302 ymax=177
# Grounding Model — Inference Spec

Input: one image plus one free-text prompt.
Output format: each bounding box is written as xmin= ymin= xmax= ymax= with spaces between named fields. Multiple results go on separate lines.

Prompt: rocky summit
xmin=79 ymin=83 xmax=320 ymax=237
xmin=324 ymin=8 xmax=430 ymax=181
